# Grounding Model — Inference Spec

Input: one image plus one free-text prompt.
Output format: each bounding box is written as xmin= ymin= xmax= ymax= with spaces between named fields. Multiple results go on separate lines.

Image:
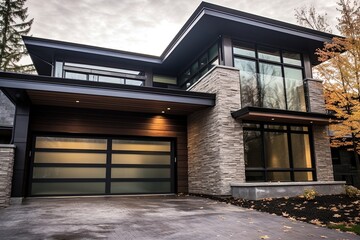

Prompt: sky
xmin=24 ymin=0 xmax=340 ymax=56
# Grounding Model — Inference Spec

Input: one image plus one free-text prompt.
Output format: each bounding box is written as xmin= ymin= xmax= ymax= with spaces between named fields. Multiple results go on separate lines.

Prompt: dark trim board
xmin=231 ymin=107 xmax=331 ymax=125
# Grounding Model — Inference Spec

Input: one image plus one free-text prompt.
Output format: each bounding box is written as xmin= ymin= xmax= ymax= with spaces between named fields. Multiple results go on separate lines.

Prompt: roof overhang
xmin=23 ymin=2 xmax=341 ymax=76
xmin=231 ymin=107 xmax=331 ymax=125
xmin=0 ymin=72 xmax=215 ymax=115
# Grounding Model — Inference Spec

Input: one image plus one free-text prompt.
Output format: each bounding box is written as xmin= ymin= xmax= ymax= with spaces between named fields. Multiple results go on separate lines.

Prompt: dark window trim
xmin=243 ymin=122 xmax=316 ymax=182
xmin=179 ymin=39 xmax=221 ymax=88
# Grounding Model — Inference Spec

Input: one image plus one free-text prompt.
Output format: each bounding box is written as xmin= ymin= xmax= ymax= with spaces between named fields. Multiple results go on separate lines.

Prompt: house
xmin=0 ymin=2 xmax=346 ymax=204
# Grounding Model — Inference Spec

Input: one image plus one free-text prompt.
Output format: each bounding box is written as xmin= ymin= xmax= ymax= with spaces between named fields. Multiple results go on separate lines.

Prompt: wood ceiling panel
xmin=27 ymin=90 xmax=208 ymax=115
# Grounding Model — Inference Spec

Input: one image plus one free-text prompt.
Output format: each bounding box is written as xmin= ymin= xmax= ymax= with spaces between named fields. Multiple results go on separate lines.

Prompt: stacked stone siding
xmin=306 ymin=79 xmax=326 ymax=114
xmin=0 ymin=91 xmax=15 ymax=127
xmin=188 ymin=66 xmax=244 ymax=195
xmin=0 ymin=145 xmax=15 ymax=207
xmin=313 ymin=126 xmax=334 ymax=181
xmin=306 ymin=79 xmax=334 ymax=181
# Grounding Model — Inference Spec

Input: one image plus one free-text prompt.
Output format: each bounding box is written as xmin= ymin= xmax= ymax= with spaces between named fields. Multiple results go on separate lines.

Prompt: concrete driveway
xmin=0 ymin=195 xmax=358 ymax=240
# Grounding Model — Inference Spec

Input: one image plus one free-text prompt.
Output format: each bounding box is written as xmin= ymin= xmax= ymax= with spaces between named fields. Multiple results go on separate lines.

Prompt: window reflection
xmin=243 ymin=123 xmax=314 ymax=182
xmin=233 ymin=43 xmax=306 ymax=112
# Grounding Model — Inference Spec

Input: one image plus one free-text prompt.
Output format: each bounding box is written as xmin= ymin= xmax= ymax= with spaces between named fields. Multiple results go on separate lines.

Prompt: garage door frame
xmin=28 ymin=133 xmax=176 ymax=196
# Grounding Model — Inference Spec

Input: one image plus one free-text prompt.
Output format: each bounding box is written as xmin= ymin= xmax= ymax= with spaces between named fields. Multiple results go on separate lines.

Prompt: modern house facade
xmin=0 ymin=2 xmax=346 ymax=203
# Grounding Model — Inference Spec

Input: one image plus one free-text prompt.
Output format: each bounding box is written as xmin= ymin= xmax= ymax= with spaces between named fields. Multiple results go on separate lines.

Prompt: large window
xmin=179 ymin=43 xmax=219 ymax=89
xmin=233 ymin=42 xmax=306 ymax=112
xmin=243 ymin=123 xmax=314 ymax=182
xmin=54 ymin=62 xmax=146 ymax=86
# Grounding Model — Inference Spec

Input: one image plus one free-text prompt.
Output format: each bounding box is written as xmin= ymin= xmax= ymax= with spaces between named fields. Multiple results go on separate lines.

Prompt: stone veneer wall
xmin=306 ymin=79 xmax=326 ymax=113
xmin=187 ymin=66 xmax=244 ymax=195
xmin=306 ymin=79 xmax=334 ymax=181
xmin=0 ymin=145 xmax=15 ymax=207
xmin=313 ymin=126 xmax=334 ymax=181
xmin=0 ymin=90 xmax=15 ymax=127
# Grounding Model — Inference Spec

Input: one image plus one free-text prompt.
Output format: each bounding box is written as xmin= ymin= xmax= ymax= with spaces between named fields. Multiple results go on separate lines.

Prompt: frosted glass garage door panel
xmin=111 ymin=154 xmax=170 ymax=165
xmin=112 ymin=140 xmax=170 ymax=151
xmin=33 ymin=167 xmax=106 ymax=179
xmin=111 ymin=168 xmax=170 ymax=178
xmin=35 ymin=137 xmax=107 ymax=150
xmin=34 ymin=152 xmax=107 ymax=164
xmin=31 ymin=182 xmax=105 ymax=195
xmin=111 ymin=182 xmax=171 ymax=194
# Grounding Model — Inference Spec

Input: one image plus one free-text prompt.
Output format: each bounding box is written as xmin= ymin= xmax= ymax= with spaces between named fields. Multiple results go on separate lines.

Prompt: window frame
xmin=179 ymin=40 xmax=220 ymax=89
xmin=243 ymin=122 xmax=316 ymax=182
xmin=232 ymin=41 xmax=307 ymax=112
xmin=55 ymin=61 xmax=146 ymax=87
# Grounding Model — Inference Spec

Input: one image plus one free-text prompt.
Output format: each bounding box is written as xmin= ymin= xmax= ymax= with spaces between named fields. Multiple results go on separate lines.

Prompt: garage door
xmin=30 ymin=136 xmax=174 ymax=196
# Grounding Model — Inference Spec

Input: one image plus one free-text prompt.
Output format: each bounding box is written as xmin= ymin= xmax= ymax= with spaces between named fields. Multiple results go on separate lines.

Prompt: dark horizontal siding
xmin=29 ymin=105 xmax=188 ymax=193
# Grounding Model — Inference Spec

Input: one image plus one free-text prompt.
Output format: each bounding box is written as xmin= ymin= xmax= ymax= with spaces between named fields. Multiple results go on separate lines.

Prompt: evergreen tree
xmin=0 ymin=0 xmax=33 ymax=72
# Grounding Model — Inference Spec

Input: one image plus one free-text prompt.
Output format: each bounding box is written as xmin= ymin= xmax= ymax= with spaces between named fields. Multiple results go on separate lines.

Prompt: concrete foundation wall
xmin=187 ymin=66 xmax=244 ymax=195
xmin=0 ymin=145 xmax=15 ymax=207
xmin=231 ymin=181 xmax=345 ymax=200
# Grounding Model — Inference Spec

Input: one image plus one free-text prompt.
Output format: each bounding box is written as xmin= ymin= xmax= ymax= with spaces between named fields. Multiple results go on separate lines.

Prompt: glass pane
xmin=35 ymin=137 xmax=107 ymax=150
xmin=33 ymin=167 xmax=106 ymax=179
xmin=112 ymin=154 xmax=170 ymax=165
xmin=291 ymin=133 xmax=312 ymax=168
xmin=153 ymin=75 xmax=177 ymax=84
xmin=32 ymin=182 xmax=105 ymax=195
xmin=294 ymin=172 xmax=313 ymax=181
xmin=191 ymin=62 xmax=199 ymax=75
xmin=258 ymin=47 xmax=281 ymax=62
xmin=264 ymin=124 xmax=287 ymax=130
xmin=111 ymin=168 xmax=170 ymax=178
xmin=259 ymin=63 xmax=286 ymax=109
xmin=111 ymin=182 xmax=171 ymax=194
xmin=264 ymin=132 xmax=289 ymax=168
xmin=245 ymin=171 xmax=265 ymax=182
xmin=64 ymin=71 xmax=87 ymax=80
xmin=233 ymin=44 xmax=256 ymax=58
xmin=64 ymin=62 xmax=143 ymax=75
xmin=125 ymin=79 xmax=144 ymax=86
xmin=234 ymin=58 xmax=259 ymax=108
xmin=284 ymin=67 xmax=306 ymax=111
xmin=242 ymin=122 xmax=260 ymax=129
xmin=54 ymin=61 xmax=63 ymax=78
xmin=112 ymin=140 xmax=170 ymax=152
xmin=209 ymin=44 xmax=218 ymax=60
xmin=267 ymin=172 xmax=291 ymax=181
xmin=34 ymin=152 xmax=106 ymax=164
xmin=283 ymin=51 xmax=302 ymax=66
xmin=199 ymin=53 xmax=208 ymax=67
xmin=98 ymin=75 xmax=125 ymax=84
xmin=290 ymin=126 xmax=308 ymax=131
xmin=244 ymin=131 xmax=263 ymax=168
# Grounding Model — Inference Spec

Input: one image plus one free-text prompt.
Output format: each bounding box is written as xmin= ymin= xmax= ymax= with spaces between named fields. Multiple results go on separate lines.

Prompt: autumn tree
xmin=296 ymin=0 xmax=360 ymax=170
xmin=0 ymin=0 xmax=34 ymax=72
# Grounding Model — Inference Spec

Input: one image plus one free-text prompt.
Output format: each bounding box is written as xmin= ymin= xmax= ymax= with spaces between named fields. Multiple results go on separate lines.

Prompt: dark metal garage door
xmin=30 ymin=136 xmax=174 ymax=196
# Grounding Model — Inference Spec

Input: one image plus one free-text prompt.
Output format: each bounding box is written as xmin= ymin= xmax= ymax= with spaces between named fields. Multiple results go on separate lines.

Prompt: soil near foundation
xmin=194 ymin=194 xmax=360 ymax=235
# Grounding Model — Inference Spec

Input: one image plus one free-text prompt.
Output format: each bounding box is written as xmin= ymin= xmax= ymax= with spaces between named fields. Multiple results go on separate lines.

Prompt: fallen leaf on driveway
xmin=260 ymin=235 xmax=269 ymax=239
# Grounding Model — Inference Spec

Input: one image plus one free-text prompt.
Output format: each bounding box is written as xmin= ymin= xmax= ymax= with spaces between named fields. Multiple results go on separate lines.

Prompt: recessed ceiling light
xmin=161 ymin=111 xmax=165 ymax=114
xmin=271 ymin=118 xmax=275 ymax=121
xmin=76 ymin=100 xmax=80 ymax=103
xmin=310 ymin=121 xmax=313 ymax=124
xmin=167 ymin=107 xmax=171 ymax=110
